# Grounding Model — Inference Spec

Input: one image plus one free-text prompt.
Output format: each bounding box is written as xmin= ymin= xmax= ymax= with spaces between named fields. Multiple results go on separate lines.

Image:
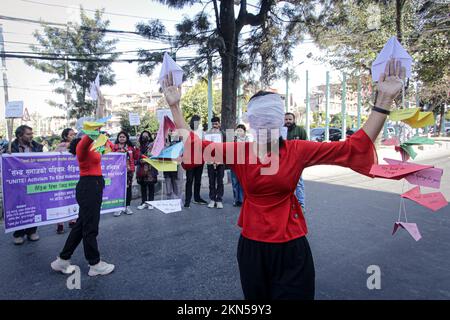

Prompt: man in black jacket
xmin=4 ymin=125 xmax=43 ymax=245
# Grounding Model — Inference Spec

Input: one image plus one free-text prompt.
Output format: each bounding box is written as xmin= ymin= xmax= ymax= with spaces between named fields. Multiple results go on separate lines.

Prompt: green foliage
xmin=25 ymin=7 xmax=120 ymax=117
xmin=136 ymin=0 xmax=322 ymax=129
xmin=180 ymin=80 xmax=222 ymax=126
xmin=119 ymin=111 xmax=159 ymax=135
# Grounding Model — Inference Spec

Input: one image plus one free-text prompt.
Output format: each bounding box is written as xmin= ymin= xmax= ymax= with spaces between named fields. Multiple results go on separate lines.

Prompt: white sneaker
xmin=88 ymin=260 xmax=115 ymax=277
xmin=137 ymin=204 xmax=147 ymax=210
xmin=114 ymin=211 xmax=122 ymax=217
xmin=216 ymin=202 xmax=223 ymax=209
xmin=208 ymin=201 xmax=215 ymax=208
xmin=125 ymin=207 xmax=133 ymax=215
xmin=147 ymin=204 xmax=154 ymax=209
xmin=51 ymin=257 xmax=76 ymax=274
xmin=28 ymin=233 xmax=40 ymax=241
xmin=13 ymin=236 xmax=24 ymax=245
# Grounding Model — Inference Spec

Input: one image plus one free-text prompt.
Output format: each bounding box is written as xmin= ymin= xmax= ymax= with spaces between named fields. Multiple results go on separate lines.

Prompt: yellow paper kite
xmin=389 ymin=108 xmax=419 ymax=121
xmin=90 ymin=134 xmax=108 ymax=151
xmin=403 ymin=112 xmax=435 ymax=128
xmin=142 ymin=158 xmax=177 ymax=172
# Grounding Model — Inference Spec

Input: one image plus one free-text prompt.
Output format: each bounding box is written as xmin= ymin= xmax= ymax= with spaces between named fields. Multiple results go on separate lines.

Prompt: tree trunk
xmin=396 ymin=0 xmax=403 ymax=43
xmin=219 ymin=1 xmax=237 ymax=130
xmin=438 ymin=105 xmax=445 ymax=136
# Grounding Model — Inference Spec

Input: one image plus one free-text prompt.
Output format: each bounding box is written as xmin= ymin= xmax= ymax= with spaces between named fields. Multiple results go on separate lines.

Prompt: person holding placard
xmin=204 ymin=116 xmax=226 ymax=209
xmin=162 ymin=58 xmax=405 ymax=299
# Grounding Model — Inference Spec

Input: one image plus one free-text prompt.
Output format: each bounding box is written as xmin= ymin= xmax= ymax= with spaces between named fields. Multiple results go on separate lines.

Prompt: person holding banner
xmin=51 ymin=128 xmax=115 ymax=276
xmin=55 ymin=128 xmax=77 ymax=234
xmin=162 ymin=58 xmax=405 ymax=299
xmin=112 ymin=131 xmax=138 ymax=216
xmin=5 ymin=125 xmax=43 ymax=245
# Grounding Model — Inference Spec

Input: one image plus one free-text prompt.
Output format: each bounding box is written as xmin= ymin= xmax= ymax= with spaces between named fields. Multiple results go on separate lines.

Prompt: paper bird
xmin=403 ymin=136 xmax=435 ymax=145
xmin=151 ymin=142 xmax=184 ymax=160
xmin=151 ymin=116 xmax=176 ymax=157
xmin=370 ymin=162 xmax=433 ymax=179
xmin=392 ymin=222 xmax=422 ymax=241
xmin=142 ymin=158 xmax=177 ymax=172
xmin=158 ymin=52 xmax=184 ymax=89
xmin=401 ymin=186 xmax=448 ymax=212
xmin=403 ymin=112 xmax=435 ymax=128
xmin=384 ymin=158 xmax=443 ymax=189
xmin=389 ymin=108 xmax=419 ymax=122
xmin=371 ymin=36 xmax=412 ymax=82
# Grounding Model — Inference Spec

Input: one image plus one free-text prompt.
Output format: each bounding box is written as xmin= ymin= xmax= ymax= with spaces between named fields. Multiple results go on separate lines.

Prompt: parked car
xmin=310 ymin=127 xmax=342 ymax=142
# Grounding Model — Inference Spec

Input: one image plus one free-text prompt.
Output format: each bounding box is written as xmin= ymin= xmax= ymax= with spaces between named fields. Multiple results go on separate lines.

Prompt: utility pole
xmin=285 ymin=67 xmax=289 ymax=112
xmin=341 ymin=72 xmax=347 ymax=141
xmin=325 ymin=71 xmax=330 ymax=142
xmin=305 ymin=70 xmax=310 ymax=140
xmin=207 ymin=55 xmax=213 ymax=130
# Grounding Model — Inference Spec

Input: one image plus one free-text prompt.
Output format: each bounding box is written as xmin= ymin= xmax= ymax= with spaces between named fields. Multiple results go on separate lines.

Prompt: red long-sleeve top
xmin=76 ymin=135 xmax=106 ymax=176
xmin=182 ymin=129 xmax=378 ymax=243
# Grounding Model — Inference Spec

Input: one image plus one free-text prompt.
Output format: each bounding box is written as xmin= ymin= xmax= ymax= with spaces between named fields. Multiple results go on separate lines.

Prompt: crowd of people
xmin=1 ymin=113 xmax=308 ymax=242
xmin=1 ymin=57 xmax=405 ymax=299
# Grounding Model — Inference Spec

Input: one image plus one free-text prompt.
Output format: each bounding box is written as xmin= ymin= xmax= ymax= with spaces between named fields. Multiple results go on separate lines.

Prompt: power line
xmin=0 ymin=52 xmax=199 ymax=63
xmin=19 ymin=0 xmax=181 ymax=22
xmin=0 ymin=15 xmax=174 ymax=41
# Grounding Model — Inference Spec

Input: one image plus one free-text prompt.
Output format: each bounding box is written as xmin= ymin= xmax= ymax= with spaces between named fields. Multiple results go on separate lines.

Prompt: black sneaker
xmin=193 ymin=199 xmax=208 ymax=205
xmin=184 ymin=202 xmax=190 ymax=208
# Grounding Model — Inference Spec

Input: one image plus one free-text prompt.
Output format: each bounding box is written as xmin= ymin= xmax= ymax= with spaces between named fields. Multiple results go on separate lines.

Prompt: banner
xmin=1 ymin=152 xmax=126 ymax=233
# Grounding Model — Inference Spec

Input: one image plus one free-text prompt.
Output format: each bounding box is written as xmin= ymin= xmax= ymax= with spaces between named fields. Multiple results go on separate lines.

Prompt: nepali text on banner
xmin=1 ymin=152 xmax=127 ymax=233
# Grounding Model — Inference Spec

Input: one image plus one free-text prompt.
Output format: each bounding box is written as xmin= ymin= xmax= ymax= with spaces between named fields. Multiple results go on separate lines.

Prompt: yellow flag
xmin=142 ymin=158 xmax=177 ymax=172
xmin=90 ymin=134 xmax=108 ymax=151
xmin=83 ymin=121 xmax=104 ymax=131
xmin=389 ymin=108 xmax=419 ymax=121
xmin=404 ymin=112 xmax=435 ymax=128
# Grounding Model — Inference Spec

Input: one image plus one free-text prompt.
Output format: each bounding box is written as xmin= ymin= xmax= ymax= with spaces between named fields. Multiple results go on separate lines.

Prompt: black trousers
xmin=207 ymin=164 xmax=224 ymax=202
xmin=185 ymin=164 xmax=204 ymax=203
xmin=13 ymin=227 xmax=38 ymax=238
xmin=139 ymin=182 xmax=155 ymax=204
xmin=237 ymin=235 xmax=315 ymax=300
xmin=60 ymin=176 xmax=104 ymax=266
xmin=126 ymin=185 xmax=132 ymax=206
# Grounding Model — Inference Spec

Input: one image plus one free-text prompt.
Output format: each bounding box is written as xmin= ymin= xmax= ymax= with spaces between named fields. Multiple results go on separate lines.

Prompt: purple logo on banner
xmin=1 ymin=152 xmax=127 ymax=233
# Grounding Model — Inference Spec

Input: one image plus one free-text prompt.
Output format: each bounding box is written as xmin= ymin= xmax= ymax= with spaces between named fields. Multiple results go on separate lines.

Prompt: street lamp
xmin=284 ymin=52 xmax=312 ymax=111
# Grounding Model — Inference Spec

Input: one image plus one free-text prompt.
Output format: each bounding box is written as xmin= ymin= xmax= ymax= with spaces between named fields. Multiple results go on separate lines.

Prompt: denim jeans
xmin=230 ymin=170 xmax=244 ymax=204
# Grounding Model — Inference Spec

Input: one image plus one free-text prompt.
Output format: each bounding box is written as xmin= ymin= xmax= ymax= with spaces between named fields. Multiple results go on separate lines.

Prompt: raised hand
xmin=376 ymin=58 xmax=406 ymax=109
xmin=162 ymin=72 xmax=182 ymax=108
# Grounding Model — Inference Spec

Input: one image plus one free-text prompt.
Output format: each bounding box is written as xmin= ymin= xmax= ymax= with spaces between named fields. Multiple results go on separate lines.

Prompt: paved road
xmin=0 ymin=153 xmax=449 ymax=299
